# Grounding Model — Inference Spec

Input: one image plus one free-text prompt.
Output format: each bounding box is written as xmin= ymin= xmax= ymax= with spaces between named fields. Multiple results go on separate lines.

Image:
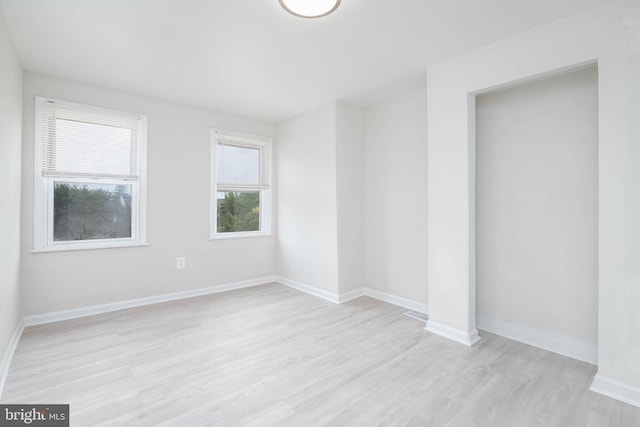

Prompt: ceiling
xmin=0 ymin=0 xmax=609 ymax=122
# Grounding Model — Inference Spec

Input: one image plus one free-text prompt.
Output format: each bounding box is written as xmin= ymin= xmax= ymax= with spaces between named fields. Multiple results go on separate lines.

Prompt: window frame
xmin=210 ymin=129 xmax=272 ymax=239
xmin=33 ymin=96 xmax=148 ymax=252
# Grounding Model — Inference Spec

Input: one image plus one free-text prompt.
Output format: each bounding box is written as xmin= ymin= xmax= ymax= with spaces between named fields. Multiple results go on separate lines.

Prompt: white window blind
xmin=39 ymin=100 xmax=141 ymax=179
xmin=214 ymin=130 xmax=269 ymax=188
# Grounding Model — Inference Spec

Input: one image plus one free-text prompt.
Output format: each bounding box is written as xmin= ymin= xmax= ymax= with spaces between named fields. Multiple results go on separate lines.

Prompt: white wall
xmin=363 ymin=88 xmax=428 ymax=305
xmin=276 ymin=103 xmax=340 ymax=294
xmin=426 ymin=0 xmax=640 ymax=405
xmin=0 ymin=6 xmax=23 ymax=385
xmin=336 ymin=102 xmax=364 ymax=294
xmin=476 ymin=67 xmax=598 ymax=363
xmin=21 ymin=73 xmax=276 ymax=315
xmin=597 ymin=1 xmax=640 ymax=402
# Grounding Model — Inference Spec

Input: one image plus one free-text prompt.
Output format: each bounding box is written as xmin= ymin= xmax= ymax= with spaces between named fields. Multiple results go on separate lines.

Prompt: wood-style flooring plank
xmin=2 ymin=283 xmax=639 ymax=426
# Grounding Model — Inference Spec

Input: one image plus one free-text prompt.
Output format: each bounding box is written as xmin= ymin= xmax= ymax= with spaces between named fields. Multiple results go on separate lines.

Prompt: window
xmin=211 ymin=129 xmax=272 ymax=238
xmin=34 ymin=97 xmax=148 ymax=251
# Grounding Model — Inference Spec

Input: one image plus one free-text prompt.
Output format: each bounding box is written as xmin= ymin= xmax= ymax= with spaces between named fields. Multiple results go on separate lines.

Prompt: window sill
xmin=209 ymin=232 xmax=273 ymax=241
xmin=31 ymin=242 xmax=150 ymax=254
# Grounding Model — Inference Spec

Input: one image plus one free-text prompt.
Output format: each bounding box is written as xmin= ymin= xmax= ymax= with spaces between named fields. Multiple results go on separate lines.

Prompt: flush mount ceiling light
xmin=279 ymin=0 xmax=341 ymax=18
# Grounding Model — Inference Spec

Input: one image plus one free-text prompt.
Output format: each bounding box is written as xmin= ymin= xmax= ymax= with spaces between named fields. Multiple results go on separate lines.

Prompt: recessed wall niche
xmin=475 ymin=65 xmax=598 ymax=363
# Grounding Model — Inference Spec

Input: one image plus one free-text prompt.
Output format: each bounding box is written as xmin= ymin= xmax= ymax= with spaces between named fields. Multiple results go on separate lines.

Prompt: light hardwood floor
xmin=2 ymin=283 xmax=639 ymax=426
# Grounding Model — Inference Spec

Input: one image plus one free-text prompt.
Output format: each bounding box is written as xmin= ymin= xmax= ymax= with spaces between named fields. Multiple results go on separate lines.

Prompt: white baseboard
xmin=363 ymin=288 xmax=428 ymax=314
xmin=23 ymin=276 xmax=278 ymax=326
xmin=590 ymin=373 xmax=640 ymax=408
xmin=425 ymin=319 xmax=481 ymax=346
xmin=275 ymin=277 xmax=429 ymax=314
xmin=275 ymin=276 xmax=341 ymax=304
xmin=22 ymin=277 xmax=425 ymax=328
xmin=477 ymin=316 xmax=597 ymax=365
xmin=0 ymin=318 xmax=25 ymax=400
xmin=339 ymin=288 xmax=366 ymax=303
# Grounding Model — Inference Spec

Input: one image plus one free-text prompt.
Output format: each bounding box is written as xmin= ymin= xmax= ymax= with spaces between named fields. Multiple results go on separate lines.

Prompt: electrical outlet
xmin=176 ymin=257 xmax=186 ymax=269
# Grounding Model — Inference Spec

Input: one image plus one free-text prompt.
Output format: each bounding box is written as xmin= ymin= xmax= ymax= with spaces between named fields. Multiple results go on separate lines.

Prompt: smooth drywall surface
xmin=427 ymin=2 xmax=609 ymax=339
xmin=21 ymin=73 xmax=276 ymax=315
xmin=0 ymin=6 xmax=22 ymax=371
xmin=276 ymin=103 xmax=339 ymax=293
xmin=476 ymin=67 xmax=598 ymax=362
xmin=336 ymin=102 xmax=364 ymax=294
xmin=597 ymin=0 xmax=640 ymax=398
xmin=427 ymin=0 xmax=640 ymax=401
xmin=363 ymin=87 xmax=428 ymax=305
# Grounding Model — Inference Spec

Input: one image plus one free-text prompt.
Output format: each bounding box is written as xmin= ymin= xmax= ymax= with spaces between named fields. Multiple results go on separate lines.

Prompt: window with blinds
xmin=33 ymin=97 xmax=148 ymax=251
xmin=211 ymin=129 xmax=272 ymax=238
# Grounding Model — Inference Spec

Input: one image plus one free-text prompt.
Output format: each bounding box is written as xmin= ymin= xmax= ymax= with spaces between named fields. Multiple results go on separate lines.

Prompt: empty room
xmin=1 ymin=0 xmax=639 ymax=426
